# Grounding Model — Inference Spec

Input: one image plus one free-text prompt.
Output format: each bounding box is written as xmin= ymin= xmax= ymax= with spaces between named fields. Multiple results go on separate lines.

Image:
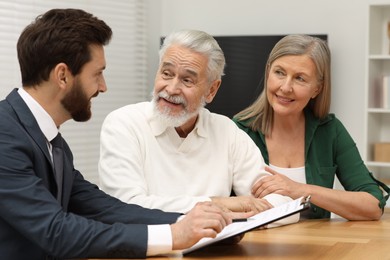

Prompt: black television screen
xmin=207 ymin=34 xmax=328 ymax=118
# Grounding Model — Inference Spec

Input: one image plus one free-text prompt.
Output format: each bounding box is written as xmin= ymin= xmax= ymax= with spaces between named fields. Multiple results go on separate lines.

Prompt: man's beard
xmin=61 ymin=79 xmax=96 ymax=122
xmin=152 ymin=90 xmax=206 ymax=127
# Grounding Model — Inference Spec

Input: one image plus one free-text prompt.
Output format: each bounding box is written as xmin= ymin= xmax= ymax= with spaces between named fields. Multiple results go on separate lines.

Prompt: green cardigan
xmin=233 ymin=110 xmax=388 ymax=219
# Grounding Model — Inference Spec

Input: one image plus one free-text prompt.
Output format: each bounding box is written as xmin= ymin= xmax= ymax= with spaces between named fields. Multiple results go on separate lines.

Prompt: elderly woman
xmin=234 ymin=34 xmax=389 ymax=220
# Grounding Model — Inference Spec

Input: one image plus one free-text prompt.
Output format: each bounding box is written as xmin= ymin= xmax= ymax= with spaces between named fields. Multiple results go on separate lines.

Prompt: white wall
xmin=146 ymin=0 xmax=390 ymax=158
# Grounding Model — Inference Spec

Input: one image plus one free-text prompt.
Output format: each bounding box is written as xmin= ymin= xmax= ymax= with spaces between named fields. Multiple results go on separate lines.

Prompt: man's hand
xmin=170 ymin=200 xmax=264 ymax=250
xmin=170 ymin=201 xmax=232 ymax=250
xmin=211 ymin=196 xmax=273 ymax=214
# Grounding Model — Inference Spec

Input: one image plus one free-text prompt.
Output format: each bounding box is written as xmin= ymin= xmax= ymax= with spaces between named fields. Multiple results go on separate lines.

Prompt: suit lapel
xmin=6 ymin=89 xmax=66 ymax=205
xmin=6 ymin=89 xmax=52 ymax=163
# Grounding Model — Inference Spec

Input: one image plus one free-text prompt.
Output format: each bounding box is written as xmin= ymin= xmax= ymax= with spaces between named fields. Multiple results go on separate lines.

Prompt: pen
xmin=232 ymin=218 xmax=247 ymax=222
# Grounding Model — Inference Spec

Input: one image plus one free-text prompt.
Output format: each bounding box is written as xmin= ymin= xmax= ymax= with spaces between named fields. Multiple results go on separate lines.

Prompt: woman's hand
xmin=251 ymin=166 xmax=306 ymax=199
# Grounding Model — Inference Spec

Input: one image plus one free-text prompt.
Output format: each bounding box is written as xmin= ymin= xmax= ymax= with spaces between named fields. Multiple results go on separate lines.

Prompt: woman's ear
xmin=312 ymin=84 xmax=322 ymax=99
xmin=205 ymin=79 xmax=221 ymax=103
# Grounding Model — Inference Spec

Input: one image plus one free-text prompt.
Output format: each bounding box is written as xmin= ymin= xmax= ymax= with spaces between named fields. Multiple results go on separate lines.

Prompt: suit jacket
xmin=0 ymin=89 xmax=181 ymax=260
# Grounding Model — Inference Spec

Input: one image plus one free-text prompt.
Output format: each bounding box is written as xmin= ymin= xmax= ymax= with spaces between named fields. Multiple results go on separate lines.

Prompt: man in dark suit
xmin=0 ymin=8 xmax=241 ymax=259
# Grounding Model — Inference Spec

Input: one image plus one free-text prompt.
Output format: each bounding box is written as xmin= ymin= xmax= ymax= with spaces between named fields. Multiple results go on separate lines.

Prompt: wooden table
xmin=95 ymin=209 xmax=390 ymax=259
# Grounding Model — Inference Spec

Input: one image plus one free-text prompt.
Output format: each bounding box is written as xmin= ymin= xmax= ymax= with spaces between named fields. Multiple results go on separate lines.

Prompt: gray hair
xmin=235 ymin=34 xmax=331 ymax=135
xmin=159 ymin=29 xmax=225 ymax=82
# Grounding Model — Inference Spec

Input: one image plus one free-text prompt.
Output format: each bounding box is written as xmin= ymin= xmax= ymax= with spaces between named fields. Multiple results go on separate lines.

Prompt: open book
xmin=182 ymin=196 xmax=311 ymax=254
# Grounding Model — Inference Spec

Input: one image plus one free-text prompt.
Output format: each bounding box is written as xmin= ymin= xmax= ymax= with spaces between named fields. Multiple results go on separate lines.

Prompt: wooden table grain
xmin=92 ymin=209 xmax=390 ymax=260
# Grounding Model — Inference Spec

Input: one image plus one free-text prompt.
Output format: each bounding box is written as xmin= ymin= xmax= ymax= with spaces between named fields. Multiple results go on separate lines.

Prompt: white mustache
xmin=157 ymin=91 xmax=187 ymax=106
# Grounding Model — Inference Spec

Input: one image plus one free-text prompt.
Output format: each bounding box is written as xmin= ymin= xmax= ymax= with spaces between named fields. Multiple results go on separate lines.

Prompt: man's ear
xmin=53 ymin=63 xmax=70 ymax=90
xmin=205 ymin=79 xmax=221 ymax=103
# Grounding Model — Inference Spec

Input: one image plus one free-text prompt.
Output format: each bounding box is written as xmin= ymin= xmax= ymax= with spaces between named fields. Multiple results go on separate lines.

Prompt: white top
xmin=269 ymin=164 xmax=306 ymax=184
xmin=268 ymin=164 xmax=308 ymax=220
xmin=18 ymin=89 xmax=169 ymax=256
xmin=99 ymin=102 xmax=294 ymax=212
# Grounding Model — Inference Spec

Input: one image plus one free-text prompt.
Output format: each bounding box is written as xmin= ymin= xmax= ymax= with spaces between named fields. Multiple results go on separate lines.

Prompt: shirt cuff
xmin=146 ymin=224 xmax=172 ymax=256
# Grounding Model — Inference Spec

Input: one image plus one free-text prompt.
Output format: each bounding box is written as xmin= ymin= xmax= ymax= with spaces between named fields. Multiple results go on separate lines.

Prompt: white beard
xmin=151 ymin=90 xmax=206 ymax=127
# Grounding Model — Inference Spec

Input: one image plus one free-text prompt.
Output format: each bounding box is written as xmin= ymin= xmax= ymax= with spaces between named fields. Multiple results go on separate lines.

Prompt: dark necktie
xmin=50 ymin=133 xmax=64 ymax=202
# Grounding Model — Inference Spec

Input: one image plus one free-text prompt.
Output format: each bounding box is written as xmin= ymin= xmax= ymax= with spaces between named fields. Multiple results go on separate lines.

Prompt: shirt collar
xmin=18 ymin=87 xmax=59 ymax=142
xmin=194 ymin=108 xmax=207 ymax=138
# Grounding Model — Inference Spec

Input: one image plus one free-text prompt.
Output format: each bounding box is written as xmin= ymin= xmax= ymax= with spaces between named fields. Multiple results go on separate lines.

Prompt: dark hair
xmin=17 ymin=8 xmax=112 ymax=86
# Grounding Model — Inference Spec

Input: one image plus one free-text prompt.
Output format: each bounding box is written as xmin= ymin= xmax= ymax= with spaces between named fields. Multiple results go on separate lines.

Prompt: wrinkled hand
xmin=252 ymin=166 xmax=304 ymax=199
xmin=170 ymin=201 xmax=231 ymax=250
xmin=211 ymin=195 xmax=272 ymax=214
